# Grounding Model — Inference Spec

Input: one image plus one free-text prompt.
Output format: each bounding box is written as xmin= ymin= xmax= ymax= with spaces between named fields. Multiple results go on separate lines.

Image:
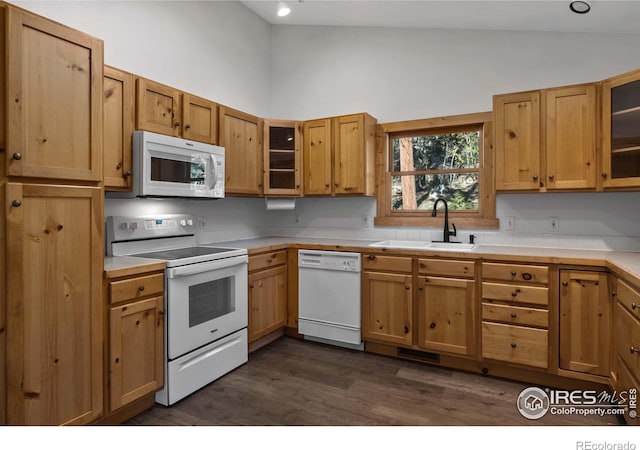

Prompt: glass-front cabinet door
xmin=602 ymin=68 xmax=640 ymax=188
xmin=263 ymin=120 xmax=302 ymax=195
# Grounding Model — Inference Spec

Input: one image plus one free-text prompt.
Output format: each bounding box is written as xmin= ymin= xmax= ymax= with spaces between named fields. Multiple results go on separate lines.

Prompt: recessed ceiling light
xmin=277 ymin=2 xmax=291 ymax=17
xmin=569 ymin=1 xmax=591 ymax=14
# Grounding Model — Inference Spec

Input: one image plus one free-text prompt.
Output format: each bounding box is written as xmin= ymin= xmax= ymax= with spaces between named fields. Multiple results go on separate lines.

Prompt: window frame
xmin=375 ymin=111 xmax=498 ymax=229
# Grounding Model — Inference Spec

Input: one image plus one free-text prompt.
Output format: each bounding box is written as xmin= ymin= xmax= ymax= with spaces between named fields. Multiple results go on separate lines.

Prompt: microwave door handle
xmin=209 ymin=154 xmax=218 ymax=190
xmin=166 ymin=255 xmax=248 ymax=278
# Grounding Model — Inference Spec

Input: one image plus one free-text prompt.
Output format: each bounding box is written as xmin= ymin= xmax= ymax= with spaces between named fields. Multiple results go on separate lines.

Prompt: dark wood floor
xmin=127 ymin=337 xmax=622 ymax=426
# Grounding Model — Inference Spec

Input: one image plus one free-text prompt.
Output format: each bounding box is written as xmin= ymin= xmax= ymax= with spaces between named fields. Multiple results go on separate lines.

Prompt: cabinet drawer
xmin=482 ymin=282 xmax=549 ymax=306
xmin=109 ymin=273 xmax=164 ymax=304
xmin=482 ymin=303 xmax=548 ymax=328
xmin=617 ymin=279 xmax=640 ymax=320
xmin=482 ymin=322 xmax=548 ymax=368
xmin=249 ymin=250 xmax=286 ymax=272
xmin=362 ymin=254 xmax=412 ymax=273
xmin=615 ymin=302 xmax=640 ymax=380
xmin=418 ymin=258 xmax=474 ymax=278
xmin=482 ymin=262 xmax=549 ymax=284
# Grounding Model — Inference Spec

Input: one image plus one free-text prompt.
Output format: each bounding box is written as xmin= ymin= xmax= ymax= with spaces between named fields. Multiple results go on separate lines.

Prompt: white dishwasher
xmin=298 ymin=250 xmax=363 ymax=350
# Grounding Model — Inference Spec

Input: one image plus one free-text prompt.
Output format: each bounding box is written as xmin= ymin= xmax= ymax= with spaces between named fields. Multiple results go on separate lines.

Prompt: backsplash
xmin=107 ymin=191 xmax=640 ymax=252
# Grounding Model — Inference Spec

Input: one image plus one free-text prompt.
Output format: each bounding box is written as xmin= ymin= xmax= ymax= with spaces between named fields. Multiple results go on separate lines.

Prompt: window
xmin=376 ymin=112 xmax=498 ymax=228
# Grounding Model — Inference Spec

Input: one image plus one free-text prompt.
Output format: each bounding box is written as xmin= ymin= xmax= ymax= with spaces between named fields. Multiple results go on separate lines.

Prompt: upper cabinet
xmin=6 ymin=7 xmax=103 ymax=182
xmin=219 ymin=106 xmax=263 ymax=196
xmin=602 ymin=68 xmax=640 ymax=188
xmin=136 ymin=77 xmax=218 ymax=145
xmin=494 ymin=84 xmax=597 ymax=192
xmin=104 ymin=66 xmax=134 ymax=191
xmin=263 ymin=120 xmax=302 ymax=196
xmin=303 ymin=113 xmax=377 ymax=196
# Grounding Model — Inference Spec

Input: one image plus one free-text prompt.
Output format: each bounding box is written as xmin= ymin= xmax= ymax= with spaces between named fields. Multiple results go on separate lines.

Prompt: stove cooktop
xmin=131 ymin=246 xmax=239 ymax=261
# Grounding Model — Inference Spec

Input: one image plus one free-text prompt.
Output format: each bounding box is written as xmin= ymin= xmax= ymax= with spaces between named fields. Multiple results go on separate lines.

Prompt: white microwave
xmin=108 ymin=131 xmax=225 ymax=199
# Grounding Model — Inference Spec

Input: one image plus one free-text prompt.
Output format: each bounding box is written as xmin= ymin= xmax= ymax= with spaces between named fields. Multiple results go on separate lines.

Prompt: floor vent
xmin=397 ymin=347 xmax=441 ymax=364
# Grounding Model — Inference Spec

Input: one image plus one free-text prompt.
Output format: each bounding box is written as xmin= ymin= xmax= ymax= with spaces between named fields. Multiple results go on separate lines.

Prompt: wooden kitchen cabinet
xmin=481 ymin=262 xmax=550 ymax=369
xmin=5 ymin=183 xmax=103 ymax=425
xmin=219 ymin=106 xmax=263 ymax=196
xmin=494 ymin=84 xmax=597 ymax=191
xmin=136 ymin=77 xmax=218 ymax=144
xmin=362 ymin=254 xmax=413 ymax=346
xmin=602 ymin=67 xmax=640 ymax=188
xmin=558 ymin=270 xmax=610 ymax=377
xmin=6 ymin=6 xmax=103 ymax=182
xmin=416 ymin=259 xmax=476 ymax=356
xmin=248 ymin=250 xmax=287 ymax=346
xmin=104 ymin=66 xmax=134 ymax=191
xmin=303 ymin=113 xmax=377 ymax=196
xmin=263 ymin=120 xmax=302 ymax=195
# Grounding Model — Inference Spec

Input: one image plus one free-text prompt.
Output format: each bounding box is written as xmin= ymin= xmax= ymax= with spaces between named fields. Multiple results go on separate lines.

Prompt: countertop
xmin=103 ymin=236 xmax=640 ymax=286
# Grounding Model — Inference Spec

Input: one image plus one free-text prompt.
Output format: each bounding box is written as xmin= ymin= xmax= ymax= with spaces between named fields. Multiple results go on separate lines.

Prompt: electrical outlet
xmin=549 ymin=217 xmax=560 ymax=232
xmin=505 ymin=216 xmax=515 ymax=231
xmin=197 ymin=216 xmax=207 ymax=230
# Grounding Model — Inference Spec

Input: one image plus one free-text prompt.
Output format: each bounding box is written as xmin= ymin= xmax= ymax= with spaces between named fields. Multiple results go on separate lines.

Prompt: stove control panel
xmin=107 ymin=215 xmax=198 ymax=244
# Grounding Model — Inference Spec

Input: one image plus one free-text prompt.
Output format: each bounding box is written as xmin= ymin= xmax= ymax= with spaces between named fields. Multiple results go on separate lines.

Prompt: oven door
xmin=165 ymin=255 xmax=248 ymax=360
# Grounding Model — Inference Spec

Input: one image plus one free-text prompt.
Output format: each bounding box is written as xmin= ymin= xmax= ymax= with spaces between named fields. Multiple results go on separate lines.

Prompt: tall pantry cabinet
xmin=1 ymin=4 xmax=104 ymax=425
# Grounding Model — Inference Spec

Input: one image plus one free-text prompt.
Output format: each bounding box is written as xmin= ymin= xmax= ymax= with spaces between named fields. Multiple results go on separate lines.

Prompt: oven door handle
xmin=166 ymin=255 xmax=248 ymax=278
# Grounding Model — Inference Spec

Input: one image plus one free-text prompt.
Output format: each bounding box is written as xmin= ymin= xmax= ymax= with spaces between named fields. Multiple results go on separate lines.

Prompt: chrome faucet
xmin=431 ymin=197 xmax=457 ymax=242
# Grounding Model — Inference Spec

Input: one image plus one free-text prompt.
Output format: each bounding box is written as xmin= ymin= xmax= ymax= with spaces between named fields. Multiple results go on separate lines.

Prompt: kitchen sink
xmin=369 ymin=240 xmax=477 ymax=252
xmin=428 ymin=242 xmax=477 ymax=251
xmin=368 ymin=240 xmax=431 ymax=250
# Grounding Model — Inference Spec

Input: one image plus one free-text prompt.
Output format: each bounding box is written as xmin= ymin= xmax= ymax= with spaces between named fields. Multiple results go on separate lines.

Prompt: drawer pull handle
xmin=632 ymin=302 xmax=637 ymax=310
xmin=510 ymin=313 xmax=517 ymax=319
xmin=138 ymin=285 xmax=145 ymax=292
xmin=511 ymin=343 xmax=517 ymax=349
xmin=631 ymin=346 xmax=640 ymax=354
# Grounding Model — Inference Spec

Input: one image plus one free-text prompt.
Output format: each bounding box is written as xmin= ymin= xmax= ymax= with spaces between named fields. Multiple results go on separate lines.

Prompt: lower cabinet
xmin=104 ymin=270 xmax=165 ymax=419
xmin=558 ymin=270 xmax=610 ymax=377
xmin=248 ymin=250 xmax=287 ymax=344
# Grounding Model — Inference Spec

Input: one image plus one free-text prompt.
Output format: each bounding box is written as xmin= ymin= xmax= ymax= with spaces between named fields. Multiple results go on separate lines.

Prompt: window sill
xmin=374 ymin=216 xmax=499 ymax=229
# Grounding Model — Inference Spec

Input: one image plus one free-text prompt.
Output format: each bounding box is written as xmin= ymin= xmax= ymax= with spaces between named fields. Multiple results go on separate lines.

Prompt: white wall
xmin=270 ymin=25 xmax=640 ymax=122
xmin=10 ymin=0 xmax=272 ymax=116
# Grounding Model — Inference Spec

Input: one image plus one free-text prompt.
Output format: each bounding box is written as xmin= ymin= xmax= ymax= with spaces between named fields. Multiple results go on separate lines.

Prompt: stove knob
xmin=187 ymin=219 xmax=194 ymax=226
xmin=120 ymin=222 xmax=129 ymax=230
xmin=130 ymin=222 xmax=138 ymax=230
xmin=180 ymin=220 xmax=187 ymax=226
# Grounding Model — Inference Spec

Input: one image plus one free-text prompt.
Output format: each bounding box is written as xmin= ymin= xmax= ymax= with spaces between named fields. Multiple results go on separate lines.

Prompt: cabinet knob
xmin=511 ymin=343 xmax=517 ymax=349
xmin=418 ymin=286 xmax=424 ymax=291
xmin=548 ymin=174 xmax=555 ymax=180
xmin=174 ymin=121 xmax=181 ymax=128
xmin=632 ymin=302 xmax=637 ymax=310
xmin=631 ymin=346 xmax=640 ymax=354
xmin=12 ymin=152 xmax=22 ymax=160
xmin=510 ymin=313 xmax=517 ymax=319
xmin=185 ymin=124 xmax=191 ymax=129
xmin=404 ymin=326 xmax=409 ymax=334
xmin=11 ymin=200 xmax=22 ymax=207
xmin=367 ymin=255 xmax=376 ymax=260
xmin=562 ymin=281 xmax=569 ymax=287
xmin=125 ymin=171 xmax=132 ymax=177
xmin=405 ymin=285 xmax=410 ymax=290
xmin=344 ymin=187 xmax=352 ymax=191
xmin=138 ymin=285 xmax=145 ymax=291
xmin=325 ymin=183 xmax=330 ymax=188
xmin=612 ymin=291 xmax=617 ymax=297
xmin=511 ymin=290 xmax=519 ymax=297
xmin=510 ymin=271 xmax=516 ymax=276
xmin=601 ymin=172 xmax=607 ymax=178
xmin=532 ymin=175 xmax=538 ymax=181
xmin=249 ymin=283 xmax=254 ymax=289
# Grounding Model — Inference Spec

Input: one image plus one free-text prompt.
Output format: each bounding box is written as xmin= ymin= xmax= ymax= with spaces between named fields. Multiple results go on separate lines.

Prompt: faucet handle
xmin=450 ymin=223 xmax=457 ymax=236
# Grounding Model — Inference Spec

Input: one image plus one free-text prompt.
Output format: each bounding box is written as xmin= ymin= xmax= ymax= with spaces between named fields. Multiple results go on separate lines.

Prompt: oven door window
xmin=151 ymin=157 xmax=205 ymax=186
xmin=189 ymin=277 xmax=235 ymax=328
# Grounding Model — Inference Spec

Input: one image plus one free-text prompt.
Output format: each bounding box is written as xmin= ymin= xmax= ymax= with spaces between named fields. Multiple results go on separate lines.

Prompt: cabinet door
xmin=104 ymin=66 xmax=134 ymax=191
xmin=6 ymin=7 xmax=103 ymax=181
xmin=602 ymin=69 xmax=640 ymax=188
xmin=362 ymin=271 xmax=413 ymax=346
xmin=494 ymin=92 xmax=541 ymax=190
xmin=136 ymin=77 xmax=181 ymax=137
xmin=263 ymin=120 xmax=302 ymax=195
xmin=545 ymin=85 xmax=597 ymax=190
xmin=219 ymin=106 xmax=263 ymax=195
xmin=417 ymin=276 xmax=475 ymax=356
xmin=6 ymin=183 xmax=103 ymax=425
xmin=248 ymin=266 xmax=287 ymax=343
xmin=109 ymin=296 xmax=164 ymax=412
xmin=559 ymin=270 xmax=610 ymax=376
xmin=303 ymin=119 xmax=332 ymax=195
xmin=333 ymin=114 xmax=365 ymax=194
xmin=182 ymin=93 xmax=218 ymax=145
